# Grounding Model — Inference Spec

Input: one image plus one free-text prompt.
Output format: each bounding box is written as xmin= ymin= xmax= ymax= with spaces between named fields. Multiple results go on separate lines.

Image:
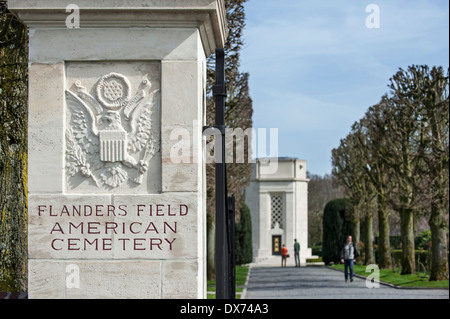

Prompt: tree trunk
xmin=428 ymin=120 xmax=449 ymax=281
xmin=0 ymin=9 xmax=29 ymax=291
xmin=377 ymin=192 xmax=392 ymax=268
xmin=364 ymin=211 xmax=375 ymax=265
xmin=0 ymin=148 xmax=28 ymax=291
xmin=429 ymin=204 xmax=449 ymax=281
xmin=351 ymin=204 xmax=360 ymax=258
xmin=400 ymin=208 xmax=415 ymax=275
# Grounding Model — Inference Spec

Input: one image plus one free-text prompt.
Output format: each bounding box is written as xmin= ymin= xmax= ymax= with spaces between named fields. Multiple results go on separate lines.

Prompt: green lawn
xmin=207 ymin=265 xmax=250 ymax=299
xmin=331 ymin=264 xmax=449 ymax=289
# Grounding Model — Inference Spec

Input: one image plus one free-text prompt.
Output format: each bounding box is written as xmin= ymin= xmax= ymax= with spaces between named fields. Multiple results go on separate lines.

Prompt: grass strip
xmin=207 ymin=265 xmax=250 ymax=299
xmin=331 ymin=264 xmax=449 ymax=288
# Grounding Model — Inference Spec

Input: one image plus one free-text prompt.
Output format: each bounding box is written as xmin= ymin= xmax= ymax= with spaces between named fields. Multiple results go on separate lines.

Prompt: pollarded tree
xmin=331 ymin=135 xmax=362 ymax=246
xmin=350 ymin=121 xmax=379 ymax=265
xmin=356 ymin=100 xmax=393 ymax=269
xmin=390 ymin=65 xmax=449 ymax=280
xmin=423 ymin=67 xmax=449 ymax=281
xmin=332 ymin=125 xmax=376 ymax=265
xmin=383 ymin=67 xmax=434 ymax=275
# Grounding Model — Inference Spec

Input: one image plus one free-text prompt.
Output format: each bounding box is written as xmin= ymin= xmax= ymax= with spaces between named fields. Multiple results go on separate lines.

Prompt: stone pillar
xmin=294 ymin=160 xmax=312 ymax=265
xmin=9 ymin=0 xmax=226 ymax=299
xmin=284 ymin=191 xmax=295 ymax=251
xmin=258 ymin=192 xmax=272 ymax=258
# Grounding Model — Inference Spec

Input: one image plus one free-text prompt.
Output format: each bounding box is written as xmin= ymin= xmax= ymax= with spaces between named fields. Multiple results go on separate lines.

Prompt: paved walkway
xmin=243 ymin=266 xmax=449 ymax=299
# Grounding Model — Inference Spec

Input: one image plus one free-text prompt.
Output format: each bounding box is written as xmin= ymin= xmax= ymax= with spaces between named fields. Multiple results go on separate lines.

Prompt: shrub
xmin=311 ymin=245 xmax=323 ymax=257
xmin=415 ymin=230 xmax=432 ymax=251
xmin=375 ymin=236 xmax=402 ymax=250
xmin=236 ymin=202 xmax=253 ymax=265
xmin=392 ymin=250 xmax=432 ymax=271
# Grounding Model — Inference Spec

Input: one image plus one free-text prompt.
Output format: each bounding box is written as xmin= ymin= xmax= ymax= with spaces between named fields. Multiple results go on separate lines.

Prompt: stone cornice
xmin=8 ymin=0 xmax=227 ymax=56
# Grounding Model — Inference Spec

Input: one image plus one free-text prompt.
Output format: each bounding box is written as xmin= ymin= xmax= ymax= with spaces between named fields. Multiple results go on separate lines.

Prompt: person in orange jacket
xmin=281 ymin=244 xmax=288 ymax=267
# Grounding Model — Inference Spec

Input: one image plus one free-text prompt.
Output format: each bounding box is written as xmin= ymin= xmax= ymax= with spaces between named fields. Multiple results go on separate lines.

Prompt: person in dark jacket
xmin=340 ymin=235 xmax=359 ymax=282
xmin=294 ymin=239 xmax=301 ymax=267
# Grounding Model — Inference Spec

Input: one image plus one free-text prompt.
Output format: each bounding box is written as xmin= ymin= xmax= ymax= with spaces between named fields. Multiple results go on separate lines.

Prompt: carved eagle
xmin=65 ymin=72 xmax=159 ymax=189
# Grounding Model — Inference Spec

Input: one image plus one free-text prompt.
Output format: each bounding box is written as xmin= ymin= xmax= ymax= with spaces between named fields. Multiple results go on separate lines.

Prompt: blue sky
xmin=240 ymin=0 xmax=449 ymax=176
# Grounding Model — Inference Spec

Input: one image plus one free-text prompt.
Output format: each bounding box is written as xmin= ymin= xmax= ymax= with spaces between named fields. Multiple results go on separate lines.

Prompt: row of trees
xmin=332 ymin=65 xmax=449 ymax=280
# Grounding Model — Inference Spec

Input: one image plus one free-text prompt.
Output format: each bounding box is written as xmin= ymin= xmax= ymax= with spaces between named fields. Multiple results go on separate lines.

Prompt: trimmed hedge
xmin=374 ymin=236 xmax=402 ymax=250
xmin=236 ymin=202 xmax=253 ymax=265
xmin=391 ymin=250 xmax=432 ymax=272
xmin=374 ymin=231 xmax=432 ymax=251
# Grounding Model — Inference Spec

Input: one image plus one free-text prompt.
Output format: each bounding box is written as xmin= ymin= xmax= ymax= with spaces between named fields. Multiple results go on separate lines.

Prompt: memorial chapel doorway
xmin=272 ymin=235 xmax=282 ymax=255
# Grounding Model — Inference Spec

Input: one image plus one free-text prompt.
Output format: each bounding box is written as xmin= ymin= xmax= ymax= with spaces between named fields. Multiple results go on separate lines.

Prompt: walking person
xmin=294 ymin=239 xmax=301 ymax=267
xmin=281 ymin=244 xmax=288 ymax=267
xmin=340 ymin=235 xmax=359 ymax=282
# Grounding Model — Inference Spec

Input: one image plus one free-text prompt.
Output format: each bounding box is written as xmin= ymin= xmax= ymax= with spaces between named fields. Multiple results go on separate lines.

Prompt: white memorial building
xmin=245 ymin=158 xmax=313 ymax=265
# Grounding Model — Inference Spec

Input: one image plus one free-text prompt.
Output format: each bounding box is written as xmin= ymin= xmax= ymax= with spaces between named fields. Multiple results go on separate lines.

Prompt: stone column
xmin=258 ymin=191 xmax=273 ymax=258
xmin=284 ymin=191 xmax=295 ymax=252
xmin=294 ymin=160 xmax=312 ymax=265
xmin=9 ymin=0 xmax=226 ymax=299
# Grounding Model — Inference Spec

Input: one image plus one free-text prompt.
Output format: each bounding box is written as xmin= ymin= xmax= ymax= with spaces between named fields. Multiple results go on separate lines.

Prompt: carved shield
xmin=99 ymin=130 xmax=127 ymax=162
